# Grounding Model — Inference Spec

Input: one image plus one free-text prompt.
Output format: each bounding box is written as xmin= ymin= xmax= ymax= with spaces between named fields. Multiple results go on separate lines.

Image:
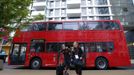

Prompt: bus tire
xmin=95 ymin=57 xmax=108 ymax=70
xmin=30 ymin=58 xmax=41 ymax=69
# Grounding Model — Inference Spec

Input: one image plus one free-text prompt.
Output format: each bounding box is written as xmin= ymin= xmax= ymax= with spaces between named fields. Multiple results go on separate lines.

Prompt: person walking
xmin=61 ymin=44 xmax=71 ymax=75
xmin=56 ymin=44 xmax=71 ymax=75
xmin=72 ymin=42 xmax=83 ymax=75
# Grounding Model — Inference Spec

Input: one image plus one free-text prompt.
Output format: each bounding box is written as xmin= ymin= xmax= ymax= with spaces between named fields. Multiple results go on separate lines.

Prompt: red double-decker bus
xmin=8 ymin=20 xmax=131 ymax=69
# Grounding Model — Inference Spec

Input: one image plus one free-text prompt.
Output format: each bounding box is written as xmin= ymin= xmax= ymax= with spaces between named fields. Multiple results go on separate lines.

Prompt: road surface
xmin=0 ymin=63 xmax=134 ymax=75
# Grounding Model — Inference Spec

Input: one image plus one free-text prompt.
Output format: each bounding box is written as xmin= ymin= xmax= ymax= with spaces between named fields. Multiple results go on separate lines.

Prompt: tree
xmin=0 ymin=0 xmax=32 ymax=36
xmin=32 ymin=13 xmax=44 ymax=21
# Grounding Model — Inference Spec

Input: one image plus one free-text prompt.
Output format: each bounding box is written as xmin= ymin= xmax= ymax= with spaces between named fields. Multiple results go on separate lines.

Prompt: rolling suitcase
xmin=56 ymin=51 xmax=69 ymax=75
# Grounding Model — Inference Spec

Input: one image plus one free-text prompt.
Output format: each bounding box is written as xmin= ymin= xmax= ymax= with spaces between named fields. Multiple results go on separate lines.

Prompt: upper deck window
xmin=79 ymin=21 xmax=120 ymax=30
xmin=25 ymin=21 xmax=120 ymax=31
xmin=63 ymin=22 xmax=79 ymax=30
xmin=48 ymin=23 xmax=62 ymax=30
xmin=28 ymin=23 xmax=47 ymax=31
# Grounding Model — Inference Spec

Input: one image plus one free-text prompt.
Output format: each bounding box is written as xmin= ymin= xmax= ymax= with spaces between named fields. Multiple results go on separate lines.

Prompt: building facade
xmin=30 ymin=0 xmax=46 ymax=16
xmin=110 ymin=0 xmax=134 ymax=26
xmin=30 ymin=0 xmax=134 ymax=24
xmin=45 ymin=0 xmax=113 ymax=21
xmin=30 ymin=0 xmax=113 ymax=20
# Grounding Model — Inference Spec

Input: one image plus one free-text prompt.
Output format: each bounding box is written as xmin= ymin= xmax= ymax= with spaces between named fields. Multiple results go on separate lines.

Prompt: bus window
xmin=46 ymin=43 xmax=62 ymax=52
xmin=87 ymin=22 xmax=101 ymax=30
xmin=80 ymin=21 xmax=120 ymax=30
xmin=80 ymin=22 xmax=103 ymax=30
xmin=111 ymin=22 xmax=120 ymax=30
xmin=28 ymin=23 xmax=47 ymax=31
xmin=96 ymin=42 xmax=106 ymax=52
xmin=85 ymin=42 xmax=114 ymax=52
xmin=30 ymin=40 xmax=45 ymax=52
xmin=20 ymin=44 xmax=27 ymax=62
xmin=48 ymin=23 xmax=62 ymax=30
xmin=79 ymin=22 xmax=87 ymax=30
xmin=106 ymin=42 xmax=114 ymax=52
xmin=96 ymin=42 xmax=114 ymax=52
xmin=85 ymin=43 xmax=96 ymax=52
xmin=94 ymin=22 xmax=104 ymax=30
xmin=101 ymin=22 xmax=112 ymax=30
xmin=10 ymin=43 xmax=27 ymax=65
xmin=100 ymin=22 xmax=120 ymax=30
xmin=63 ymin=22 xmax=79 ymax=30
xmin=37 ymin=23 xmax=47 ymax=31
xmin=12 ymin=44 xmax=20 ymax=56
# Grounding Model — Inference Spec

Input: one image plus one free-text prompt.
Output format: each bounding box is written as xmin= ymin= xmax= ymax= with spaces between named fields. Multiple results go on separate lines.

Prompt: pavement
xmin=0 ymin=63 xmax=134 ymax=75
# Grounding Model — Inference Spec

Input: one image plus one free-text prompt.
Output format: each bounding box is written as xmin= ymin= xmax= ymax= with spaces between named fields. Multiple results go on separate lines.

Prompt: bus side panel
xmin=116 ymin=40 xmax=131 ymax=66
xmin=86 ymin=52 xmax=118 ymax=67
xmin=114 ymin=32 xmax=131 ymax=67
xmin=122 ymin=31 xmax=131 ymax=66
xmin=85 ymin=51 xmax=131 ymax=68
xmin=108 ymin=31 xmax=131 ymax=67
xmin=85 ymin=53 xmax=96 ymax=67
xmin=110 ymin=41 xmax=131 ymax=67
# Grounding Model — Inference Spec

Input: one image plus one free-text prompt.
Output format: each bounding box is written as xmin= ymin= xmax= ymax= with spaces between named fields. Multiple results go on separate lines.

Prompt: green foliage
xmin=0 ymin=32 xmax=5 ymax=36
xmin=33 ymin=14 xmax=44 ymax=21
xmin=0 ymin=0 xmax=32 ymax=29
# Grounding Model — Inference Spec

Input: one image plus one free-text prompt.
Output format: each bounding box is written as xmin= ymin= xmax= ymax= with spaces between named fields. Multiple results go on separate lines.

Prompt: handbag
xmin=72 ymin=54 xmax=83 ymax=66
xmin=73 ymin=59 xmax=83 ymax=66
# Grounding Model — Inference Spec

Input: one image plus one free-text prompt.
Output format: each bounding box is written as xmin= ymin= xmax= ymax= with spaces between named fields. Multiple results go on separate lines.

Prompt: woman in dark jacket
xmin=60 ymin=44 xmax=71 ymax=74
xmin=72 ymin=42 xmax=83 ymax=75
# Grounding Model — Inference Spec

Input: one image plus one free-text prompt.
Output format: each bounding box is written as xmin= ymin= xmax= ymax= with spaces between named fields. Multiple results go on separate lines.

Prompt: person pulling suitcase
xmin=56 ymin=44 xmax=71 ymax=75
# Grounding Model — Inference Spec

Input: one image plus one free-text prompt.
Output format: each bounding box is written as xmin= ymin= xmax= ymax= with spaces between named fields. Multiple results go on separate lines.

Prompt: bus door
xmin=10 ymin=43 xmax=27 ymax=65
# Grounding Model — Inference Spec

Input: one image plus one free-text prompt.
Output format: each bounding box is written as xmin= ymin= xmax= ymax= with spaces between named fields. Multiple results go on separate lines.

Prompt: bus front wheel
xmin=95 ymin=57 xmax=108 ymax=70
xmin=30 ymin=58 xmax=41 ymax=69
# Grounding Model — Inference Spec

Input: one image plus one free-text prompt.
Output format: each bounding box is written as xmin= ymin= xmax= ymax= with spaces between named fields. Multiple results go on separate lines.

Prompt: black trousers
xmin=64 ymin=58 xmax=70 ymax=70
xmin=75 ymin=65 xmax=82 ymax=75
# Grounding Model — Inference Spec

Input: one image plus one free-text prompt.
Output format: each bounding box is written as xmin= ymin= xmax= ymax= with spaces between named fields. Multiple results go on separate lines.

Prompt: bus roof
xmin=32 ymin=20 xmax=120 ymax=24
